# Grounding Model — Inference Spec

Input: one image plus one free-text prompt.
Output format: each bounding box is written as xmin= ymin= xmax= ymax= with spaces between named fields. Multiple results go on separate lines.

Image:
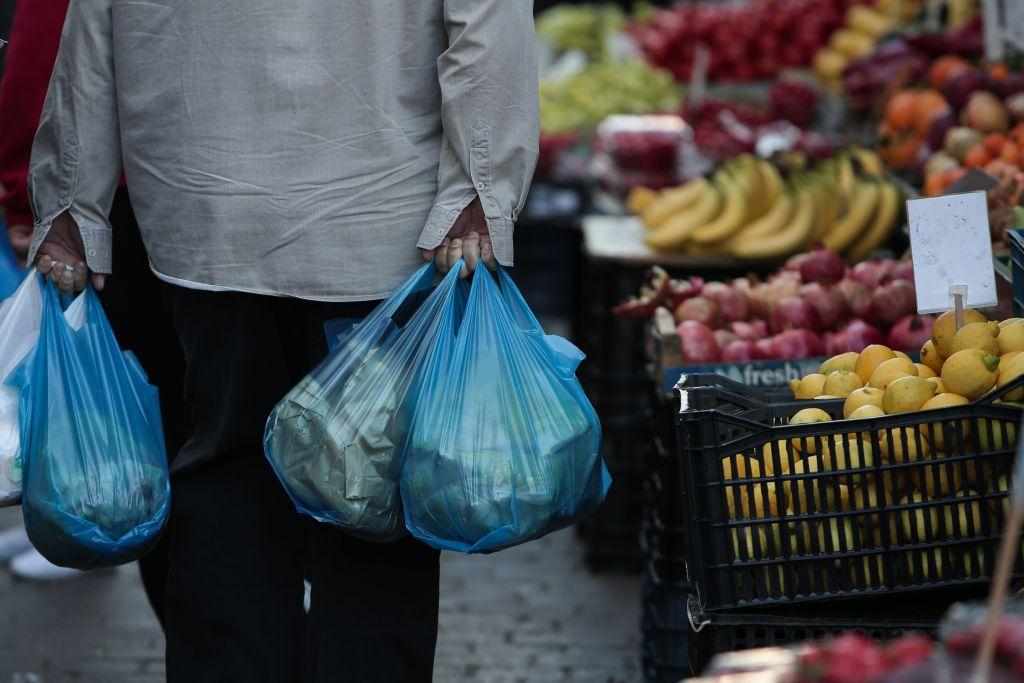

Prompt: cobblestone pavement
xmin=0 ymin=509 xmax=641 ymax=683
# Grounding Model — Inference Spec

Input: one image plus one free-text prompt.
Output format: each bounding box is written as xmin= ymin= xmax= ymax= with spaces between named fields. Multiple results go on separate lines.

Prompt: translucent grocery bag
xmin=0 ymin=217 xmax=26 ymax=300
xmin=400 ymin=266 xmax=610 ymax=553
xmin=12 ymin=277 xmax=170 ymax=569
xmin=264 ymin=262 xmax=467 ymax=541
xmin=0 ymin=271 xmax=86 ymax=507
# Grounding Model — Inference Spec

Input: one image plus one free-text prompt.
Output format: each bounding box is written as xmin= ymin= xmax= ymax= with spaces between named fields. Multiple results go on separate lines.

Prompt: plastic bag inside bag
xmin=11 ymin=277 xmax=170 ymax=568
xmin=401 ymin=266 xmax=610 ymax=553
xmin=264 ymin=263 xmax=468 ymax=541
xmin=0 ymin=272 xmax=85 ymax=507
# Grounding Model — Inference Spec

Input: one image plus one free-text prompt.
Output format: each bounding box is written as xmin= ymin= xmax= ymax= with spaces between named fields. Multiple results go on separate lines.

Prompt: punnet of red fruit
xmin=613 ymin=248 xmax=932 ymax=364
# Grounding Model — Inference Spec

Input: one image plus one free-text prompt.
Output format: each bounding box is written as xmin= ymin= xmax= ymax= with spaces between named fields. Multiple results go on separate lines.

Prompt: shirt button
xmin=476 ymin=182 xmax=487 ymax=191
xmin=88 ymin=249 xmax=96 ymax=257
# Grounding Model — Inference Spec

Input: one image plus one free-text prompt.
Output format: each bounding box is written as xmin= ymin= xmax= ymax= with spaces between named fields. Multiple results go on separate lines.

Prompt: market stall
xmin=533 ymin=0 xmax=1024 ymax=680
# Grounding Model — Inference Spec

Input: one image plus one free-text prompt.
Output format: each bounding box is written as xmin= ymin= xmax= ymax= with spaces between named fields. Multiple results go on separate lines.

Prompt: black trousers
xmin=102 ymin=190 xmax=185 ymax=631
xmin=161 ymin=284 xmax=441 ymax=683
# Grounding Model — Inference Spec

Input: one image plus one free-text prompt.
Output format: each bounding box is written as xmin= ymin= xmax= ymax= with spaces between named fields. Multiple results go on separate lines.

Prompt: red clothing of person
xmin=0 ymin=0 xmax=71 ymax=228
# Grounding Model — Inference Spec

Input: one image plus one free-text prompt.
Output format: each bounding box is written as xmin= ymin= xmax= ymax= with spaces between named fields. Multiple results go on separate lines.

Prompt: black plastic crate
xmin=674 ymin=373 xmax=1024 ymax=612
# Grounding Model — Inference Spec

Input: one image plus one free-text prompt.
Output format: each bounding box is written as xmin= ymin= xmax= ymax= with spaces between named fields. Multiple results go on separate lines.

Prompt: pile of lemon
xmin=717 ymin=308 xmax=1022 ymax=579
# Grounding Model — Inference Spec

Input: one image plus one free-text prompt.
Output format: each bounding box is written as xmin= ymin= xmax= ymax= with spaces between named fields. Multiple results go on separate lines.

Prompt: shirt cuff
xmin=28 ymin=211 xmax=113 ymax=274
xmin=417 ymin=196 xmax=516 ymax=268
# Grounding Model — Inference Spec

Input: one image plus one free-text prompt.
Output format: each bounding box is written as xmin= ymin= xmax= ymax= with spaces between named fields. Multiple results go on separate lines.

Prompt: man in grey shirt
xmin=26 ymin=1 xmax=538 ymax=681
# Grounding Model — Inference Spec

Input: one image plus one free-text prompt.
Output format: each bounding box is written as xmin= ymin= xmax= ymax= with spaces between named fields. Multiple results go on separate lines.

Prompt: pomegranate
xmin=887 ymin=259 xmax=916 ymax=284
xmin=824 ymin=330 xmax=850 ymax=357
xmin=731 ymin=319 xmax=767 ymax=341
xmin=837 ymin=278 xmax=873 ymax=319
xmin=674 ymin=296 xmax=719 ymax=327
xmin=799 ymin=283 xmax=848 ymax=330
xmin=722 ymin=339 xmax=756 ymax=362
xmin=784 ymin=251 xmax=813 ymax=273
xmin=714 ymin=329 xmax=739 ymax=349
xmin=771 ymin=329 xmax=824 ymax=360
xmin=887 ymin=315 xmax=934 ymax=351
xmin=667 ymin=276 xmax=705 ymax=307
xmin=771 ymin=296 xmax=819 ymax=333
xmin=849 ymin=260 xmax=894 ymax=289
xmin=870 ymin=280 xmax=916 ymax=326
xmin=702 ymin=282 xmax=750 ymax=323
xmin=798 ymin=247 xmax=846 ymax=285
xmin=677 ymin=320 xmax=721 ymax=363
xmin=843 ymin=319 xmax=884 ymax=352
xmin=753 ymin=338 xmax=776 ymax=360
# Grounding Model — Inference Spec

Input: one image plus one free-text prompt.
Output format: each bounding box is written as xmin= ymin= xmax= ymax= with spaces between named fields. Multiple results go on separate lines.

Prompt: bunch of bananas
xmin=629 ymin=149 xmax=904 ymax=263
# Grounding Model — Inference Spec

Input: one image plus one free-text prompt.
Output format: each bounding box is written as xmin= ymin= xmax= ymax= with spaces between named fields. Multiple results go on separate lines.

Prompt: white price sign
xmin=907 ymin=191 xmax=998 ymax=315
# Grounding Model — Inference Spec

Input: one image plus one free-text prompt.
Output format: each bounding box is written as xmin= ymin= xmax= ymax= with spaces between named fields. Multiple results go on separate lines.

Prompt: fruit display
xmin=539 ymin=60 xmax=682 ymax=135
xmin=813 ymin=3 xmax=916 ymax=92
xmin=629 ymin=0 xmax=868 ymax=83
xmin=616 ymin=252 xmax=929 ymax=364
xmin=626 ymin=149 xmax=902 ymax=263
xmin=536 ymin=4 xmax=627 ymax=63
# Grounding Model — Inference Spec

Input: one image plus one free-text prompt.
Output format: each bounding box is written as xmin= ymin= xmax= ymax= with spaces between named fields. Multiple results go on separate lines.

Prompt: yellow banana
xmin=851 ymin=146 xmax=884 ymax=177
xmin=731 ymin=187 xmax=816 ymax=260
xmin=810 ymin=181 xmax=841 ymax=244
xmin=814 ymin=49 xmax=848 ymax=81
xmin=759 ymin=162 xmax=784 ymax=209
xmin=845 ymin=182 xmax=902 ymax=262
xmin=640 ymin=178 xmax=710 ymax=229
xmin=727 ymin=191 xmax=796 ymax=252
xmin=836 ymin=154 xmax=856 ymax=198
xmin=627 ymin=187 xmax=659 ymax=217
xmin=830 ymin=29 xmax=876 ymax=60
xmin=645 ymin=185 xmax=723 ymax=251
xmin=689 ymin=177 xmax=751 ymax=245
xmin=822 ymin=180 xmax=881 ymax=253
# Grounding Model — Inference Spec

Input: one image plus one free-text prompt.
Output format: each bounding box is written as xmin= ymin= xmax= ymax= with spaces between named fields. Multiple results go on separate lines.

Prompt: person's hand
xmin=421 ymin=197 xmax=496 ymax=277
xmin=35 ymin=212 xmax=106 ymax=294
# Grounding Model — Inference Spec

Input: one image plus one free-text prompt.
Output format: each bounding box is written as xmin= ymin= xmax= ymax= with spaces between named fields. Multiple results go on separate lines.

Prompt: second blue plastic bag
xmin=400 ymin=267 xmax=610 ymax=553
xmin=12 ymin=278 xmax=170 ymax=569
xmin=264 ymin=263 xmax=467 ymax=541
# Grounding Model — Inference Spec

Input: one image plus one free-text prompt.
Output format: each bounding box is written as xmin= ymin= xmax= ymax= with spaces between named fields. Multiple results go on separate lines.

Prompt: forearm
xmin=26 ymin=0 xmax=121 ymax=274
xmin=417 ymin=0 xmax=540 ymax=267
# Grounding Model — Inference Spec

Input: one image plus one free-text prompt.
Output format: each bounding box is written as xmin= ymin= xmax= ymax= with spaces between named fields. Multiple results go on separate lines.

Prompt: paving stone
xmin=0 ymin=507 xmax=641 ymax=682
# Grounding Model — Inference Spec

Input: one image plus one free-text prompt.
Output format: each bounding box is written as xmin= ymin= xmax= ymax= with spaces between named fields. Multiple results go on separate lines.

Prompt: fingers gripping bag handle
xmin=400 ymin=266 xmax=609 ymax=554
xmin=263 ymin=262 xmax=467 ymax=541
xmin=13 ymin=281 xmax=170 ymax=569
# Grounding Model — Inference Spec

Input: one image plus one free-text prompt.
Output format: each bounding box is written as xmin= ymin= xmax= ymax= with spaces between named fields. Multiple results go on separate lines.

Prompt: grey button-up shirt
xmin=28 ymin=0 xmax=539 ymax=301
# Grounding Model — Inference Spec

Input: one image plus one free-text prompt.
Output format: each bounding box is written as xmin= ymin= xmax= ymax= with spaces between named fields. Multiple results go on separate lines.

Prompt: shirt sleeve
xmin=26 ymin=0 xmax=121 ymax=274
xmin=417 ymin=0 xmax=540 ymax=267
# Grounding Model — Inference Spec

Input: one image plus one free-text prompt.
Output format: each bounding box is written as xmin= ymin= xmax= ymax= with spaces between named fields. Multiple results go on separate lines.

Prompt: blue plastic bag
xmin=400 ymin=266 xmax=610 ymax=553
xmin=264 ymin=263 xmax=467 ymax=541
xmin=12 ymin=277 xmax=170 ymax=569
xmin=0 ymin=217 xmax=26 ymax=300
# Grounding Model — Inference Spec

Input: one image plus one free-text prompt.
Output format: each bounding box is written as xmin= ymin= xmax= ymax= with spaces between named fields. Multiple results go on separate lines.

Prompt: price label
xmin=907 ymin=191 xmax=997 ymax=314
xmin=1007 ymin=0 xmax=1024 ymax=51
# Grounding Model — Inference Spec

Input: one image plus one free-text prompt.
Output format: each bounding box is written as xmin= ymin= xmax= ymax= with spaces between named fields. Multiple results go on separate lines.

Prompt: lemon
xmin=868 ymin=357 xmax=917 ymax=389
xmin=879 ymin=427 xmax=930 ymax=463
xmin=920 ymin=339 xmax=944 ymax=374
xmin=820 ymin=352 xmax=859 ymax=375
xmin=914 ymin=363 xmax=937 ymax=379
xmin=855 ymin=345 xmax=897 ymax=384
xmin=790 ymin=373 xmax=827 ymax=399
xmin=926 ymin=377 xmax=946 ymax=394
xmin=843 ymin=387 xmax=885 ymax=417
xmin=882 ymin=375 xmax=937 ymax=413
xmin=919 ymin=393 xmax=970 ymax=451
xmin=758 ymin=440 xmax=793 ymax=476
xmin=789 ymin=407 xmax=832 ymax=454
xmin=823 ymin=370 xmax=863 ymax=397
xmin=999 ymin=318 xmax=1024 ymax=328
xmin=933 ymin=309 xmax=988 ymax=358
xmin=820 ymin=436 xmax=874 ymax=485
xmin=998 ymin=321 xmax=1024 ymax=355
xmin=849 ymin=404 xmax=886 ymax=420
xmin=950 ymin=321 xmax=1001 ymax=355
xmin=941 ymin=349 xmax=1000 ymax=400
xmin=997 ymin=352 xmax=1024 ymax=401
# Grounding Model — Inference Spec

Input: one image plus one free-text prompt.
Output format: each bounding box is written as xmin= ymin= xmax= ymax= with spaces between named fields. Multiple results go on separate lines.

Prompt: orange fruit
xmin=964 ymin=144 xmax=992 ymax=169
xmin=1001 ymin=141 xmax=1021 ymax=166
xmin=929 ymin=56 xmax=971 ymax=90
xmin=984 ymin=133 xmax=1009 ymax=156
xmin=989 ymin=62 xmax=1010 ymax=82
xmin=885 ymin=91 xmax=919 ymax=131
